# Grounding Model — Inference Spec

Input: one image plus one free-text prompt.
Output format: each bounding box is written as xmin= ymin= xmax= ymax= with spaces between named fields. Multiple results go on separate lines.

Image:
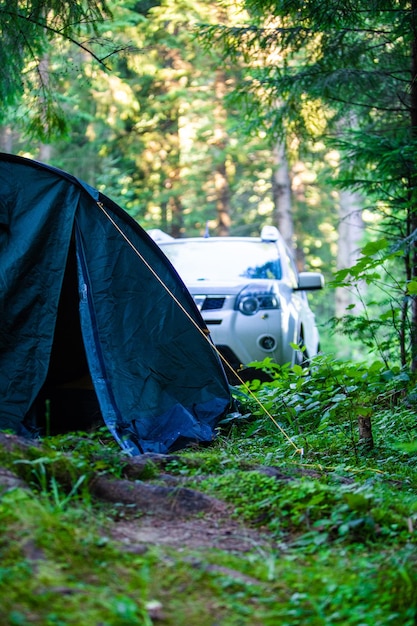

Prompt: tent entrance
xmin=29 ymin=239 xmax=104 ymax=435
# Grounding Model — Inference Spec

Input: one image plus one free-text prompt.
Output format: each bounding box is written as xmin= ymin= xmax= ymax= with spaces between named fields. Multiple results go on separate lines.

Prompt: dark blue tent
xmin=0 ymin=153 xmax=231 ymax=454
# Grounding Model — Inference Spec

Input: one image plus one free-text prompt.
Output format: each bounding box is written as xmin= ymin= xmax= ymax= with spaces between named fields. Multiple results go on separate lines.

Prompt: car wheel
xmin=236 ymin=367 xmax=273 ymax=384
xmin=294 ymin=332 xmax=309 ymax=368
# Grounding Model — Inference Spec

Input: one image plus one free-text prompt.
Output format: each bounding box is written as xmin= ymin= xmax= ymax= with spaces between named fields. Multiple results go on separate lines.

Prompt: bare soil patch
xmin=0 ymin=435 xmax=278 ymax=554
xmin=111 ymin=511 xmax=276 ymax=553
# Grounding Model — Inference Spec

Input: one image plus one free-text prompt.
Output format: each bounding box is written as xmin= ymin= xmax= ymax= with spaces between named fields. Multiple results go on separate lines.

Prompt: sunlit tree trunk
xmin=39 ymin=144 xmax=52 ymax=162
xmin=272 ymin=139 xmax=293 ymax=250
xmin=214 ymin=162 xmax=231 ymax=236
xmin=163 ymin=140 xmax=184 ymax=238
xmin=169 ymin=194 xmax=184 ymax=239
xmin=335 ymin=190 xmax=365 ymax=317
xmin=0 ymin=126 xmax=13 ymax=152
xmin=213 ymin=69 xmax=231 ymax=236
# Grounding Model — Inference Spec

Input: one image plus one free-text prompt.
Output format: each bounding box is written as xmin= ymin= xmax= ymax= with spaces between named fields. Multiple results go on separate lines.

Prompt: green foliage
xmin=4 ymin=0 xmax=338 ymax=285
xmin=210 ymin=0 xmax=414 ymax=139
xmin=14 ymin=456 xmax=88 ymax=510
xmin=329 ymin=234 xmax=414 ymax=367
xmin=0 ymin=0 xmax=118 ymax=134
xmin=235 ymin=354 xmax=409 ymax=452
xmin=0 ymin=490 xmax=153 ymax=626
xmin=199 ymin=0 xmax=417 ymax=369
xmin=200 ymin=470 xmax=417 ymax=548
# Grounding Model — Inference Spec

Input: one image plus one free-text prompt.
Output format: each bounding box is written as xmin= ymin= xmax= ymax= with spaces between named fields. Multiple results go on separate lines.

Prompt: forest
xmin=1 ymin=1 xmax=417 ymax=624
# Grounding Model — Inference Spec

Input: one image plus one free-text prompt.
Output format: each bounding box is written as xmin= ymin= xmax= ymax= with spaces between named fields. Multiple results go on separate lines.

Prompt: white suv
xmin=152 ymin=226 xmax=324 ymax=378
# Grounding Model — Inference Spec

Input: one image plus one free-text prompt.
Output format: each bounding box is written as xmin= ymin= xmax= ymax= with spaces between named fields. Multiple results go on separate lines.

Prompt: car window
xmin=160 ymin=240 xmax=282 ymax=282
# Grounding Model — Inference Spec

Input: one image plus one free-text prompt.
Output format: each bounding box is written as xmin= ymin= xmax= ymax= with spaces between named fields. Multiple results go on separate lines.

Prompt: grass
xmin=2 ymin=487 xmax=416 ymax=625
xmin=1 ymin=356 xmax=417 ymax=624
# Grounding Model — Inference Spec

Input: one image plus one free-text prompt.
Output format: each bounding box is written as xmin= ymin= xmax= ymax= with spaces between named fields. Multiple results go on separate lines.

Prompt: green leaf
xmin=360 ymin=239 xmax=389 ymax=256
xmin=344 ymin=493 xmax=370 ymax=512
xmin=407 ymin=280 xmax=417 ymax=295
xmin=394 ymin=441 xmax=417 ymax=453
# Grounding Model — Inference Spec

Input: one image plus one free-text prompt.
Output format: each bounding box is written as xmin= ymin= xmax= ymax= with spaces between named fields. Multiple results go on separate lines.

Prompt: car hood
xmin=183 ymin=279 xmax=278 ymax=295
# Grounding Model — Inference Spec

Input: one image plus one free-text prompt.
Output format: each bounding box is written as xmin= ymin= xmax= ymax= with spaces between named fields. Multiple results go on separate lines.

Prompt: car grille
xmin=197 ymin=296 xmax=226 ymax=311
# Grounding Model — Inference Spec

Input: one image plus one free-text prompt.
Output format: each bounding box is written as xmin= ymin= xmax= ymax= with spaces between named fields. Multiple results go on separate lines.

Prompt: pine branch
xmin=0 ymin=7 xmax=122 ymax=69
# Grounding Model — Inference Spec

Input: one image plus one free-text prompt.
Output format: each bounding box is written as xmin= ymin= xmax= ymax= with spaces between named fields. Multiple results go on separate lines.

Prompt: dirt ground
xmin=111 ymin=512 xmax=276 ymax=553
xmin=0 ymin=436 xmax=278 ymax=555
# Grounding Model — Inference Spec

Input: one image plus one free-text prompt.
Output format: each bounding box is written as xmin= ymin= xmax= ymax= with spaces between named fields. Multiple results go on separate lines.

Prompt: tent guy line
xmin=96 ymin=201 xmax=303 ymax=457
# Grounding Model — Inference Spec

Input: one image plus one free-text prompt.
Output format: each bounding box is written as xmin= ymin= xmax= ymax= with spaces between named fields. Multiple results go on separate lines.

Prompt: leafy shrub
xmin=232 ymin=354 xmax=412 ymax=459
xmin=200 ymin=470 xmax=417 ymax=549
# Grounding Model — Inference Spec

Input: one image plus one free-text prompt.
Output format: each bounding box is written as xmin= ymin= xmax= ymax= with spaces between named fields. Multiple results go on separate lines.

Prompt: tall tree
xmin=212 ymin=68 xmax=232 ymax=236
xmin=335 ymin=189 xmax=365 ymax=317
xmin=271 ymin=139 xmax=292 ymax=249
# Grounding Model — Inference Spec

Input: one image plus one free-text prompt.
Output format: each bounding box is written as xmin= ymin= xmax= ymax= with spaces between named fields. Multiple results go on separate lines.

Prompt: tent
xmin=0 ymin=153 xmax=231 ymax=454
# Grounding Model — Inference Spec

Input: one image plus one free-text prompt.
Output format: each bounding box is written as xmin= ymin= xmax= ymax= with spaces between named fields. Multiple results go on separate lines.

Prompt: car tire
xmin=294 ymin=332 xmax=309 ymax=369
xmin=233 ymin=366 xmax=273 ymax=385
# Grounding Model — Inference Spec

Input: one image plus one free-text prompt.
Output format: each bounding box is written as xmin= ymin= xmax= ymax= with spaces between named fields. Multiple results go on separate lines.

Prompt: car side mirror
xmin=296 ymin=272 xmax=324 ymax=291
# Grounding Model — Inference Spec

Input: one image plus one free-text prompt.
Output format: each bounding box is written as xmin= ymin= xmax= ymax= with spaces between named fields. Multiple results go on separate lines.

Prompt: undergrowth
xmin=1 ymin=354 xmax=417 ymax=624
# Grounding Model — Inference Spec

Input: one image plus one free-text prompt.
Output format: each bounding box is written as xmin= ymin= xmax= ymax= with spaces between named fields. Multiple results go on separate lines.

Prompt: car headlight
xmin=236 ymin=286 xmax=280 ymax=316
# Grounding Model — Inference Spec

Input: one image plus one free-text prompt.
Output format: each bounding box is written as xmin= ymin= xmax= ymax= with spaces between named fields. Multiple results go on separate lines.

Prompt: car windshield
xmin=160 ymin=240 xmax=282 ymax=282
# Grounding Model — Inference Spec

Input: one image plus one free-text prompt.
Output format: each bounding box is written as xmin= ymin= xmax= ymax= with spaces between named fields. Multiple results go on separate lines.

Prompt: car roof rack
xmin=260 ymin=225 xmax=280 ymax=242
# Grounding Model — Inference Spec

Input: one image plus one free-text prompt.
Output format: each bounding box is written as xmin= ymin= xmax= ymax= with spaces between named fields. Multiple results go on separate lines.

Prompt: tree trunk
xmin=214 ymin=161 xmax=231 ymax=236
xmin=0 ymin=125 xmax=13 ymax=152
xmin=39 ymin=144 xmax=52 ymax=162
xmin=213 ymin=69 xmax=231 ymax=236
xmin=272 ymin=140 xmax=293 ymax=250
xmin=163 ymin=102 xmax=184 ymax=237
xmin=335 ymin=189 xmax=365 ymax=317
xmin=358 ymin=414 xmax=374 ymax=451
xmin=169 ymin=194 xmax=184 ymax=239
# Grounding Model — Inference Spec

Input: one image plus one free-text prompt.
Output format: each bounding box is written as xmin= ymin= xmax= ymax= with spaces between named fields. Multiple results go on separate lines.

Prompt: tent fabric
xmin=0 ymin=153 xmax=231 ymax=454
